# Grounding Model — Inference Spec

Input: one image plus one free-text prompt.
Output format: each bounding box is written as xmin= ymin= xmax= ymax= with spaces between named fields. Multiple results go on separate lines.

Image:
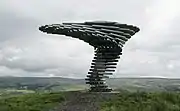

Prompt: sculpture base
xmin=89 ymin=88 xmax=112 ymax=92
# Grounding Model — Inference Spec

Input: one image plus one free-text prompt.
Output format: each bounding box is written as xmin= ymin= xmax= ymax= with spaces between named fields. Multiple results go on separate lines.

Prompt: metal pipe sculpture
xmin=39 ymin=21 xmax=140 ymax=92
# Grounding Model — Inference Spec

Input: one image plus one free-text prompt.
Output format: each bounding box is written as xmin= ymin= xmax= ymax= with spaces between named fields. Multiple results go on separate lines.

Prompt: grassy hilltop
xmin=0 ymin=77 xmax=180 ymax=111
xmin=0 ymin=91 xmax=180 ymax=111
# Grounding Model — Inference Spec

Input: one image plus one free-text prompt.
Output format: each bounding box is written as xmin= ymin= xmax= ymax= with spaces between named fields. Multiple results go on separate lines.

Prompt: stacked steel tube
xmin=86 ymin=47 xmax=121 ymax=92
xmin=39 ymin=21 xmax=140 ymax=92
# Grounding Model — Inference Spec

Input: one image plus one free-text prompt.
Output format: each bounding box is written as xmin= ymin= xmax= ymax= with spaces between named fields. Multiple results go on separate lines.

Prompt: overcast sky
xmin=0 ymin=0 xmax=180 ymax=78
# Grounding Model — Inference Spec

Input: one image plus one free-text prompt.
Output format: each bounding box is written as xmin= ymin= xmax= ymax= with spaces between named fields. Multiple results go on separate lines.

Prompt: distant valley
xmin=0 ymin=77 xmax=180 ymax=93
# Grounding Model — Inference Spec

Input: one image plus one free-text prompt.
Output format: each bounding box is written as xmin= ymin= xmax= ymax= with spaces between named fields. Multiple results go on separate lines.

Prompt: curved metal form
xmin=39 ymin=21 xmax=140 ymax=92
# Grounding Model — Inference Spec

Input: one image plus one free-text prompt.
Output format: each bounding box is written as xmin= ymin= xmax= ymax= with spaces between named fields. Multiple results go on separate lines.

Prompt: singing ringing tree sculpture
xmin=39 ymin=21 xmax=140 ymax=92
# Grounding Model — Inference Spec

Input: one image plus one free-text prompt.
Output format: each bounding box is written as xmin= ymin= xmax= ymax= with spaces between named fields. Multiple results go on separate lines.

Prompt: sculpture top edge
xmin=39 ymin=21 xmax=140 ymax=33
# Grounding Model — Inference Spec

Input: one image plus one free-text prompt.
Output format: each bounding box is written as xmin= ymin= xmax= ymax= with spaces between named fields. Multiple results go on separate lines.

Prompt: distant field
xmin=0 ymin=77 xmax=86 ymax=92
xmin=0 ymin=90 xmax=34 ymax=99
xmin=0 ymin=77 xmax=180 ymax=92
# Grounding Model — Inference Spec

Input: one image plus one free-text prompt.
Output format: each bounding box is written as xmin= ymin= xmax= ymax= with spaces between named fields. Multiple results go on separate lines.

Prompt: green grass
xmin=1 ymin=91 xmax=180 ymax=111
xmin=0 ymin=92 xmax=65 ymax=111
xmin=101 ymin=92 xmax=180 ymax=111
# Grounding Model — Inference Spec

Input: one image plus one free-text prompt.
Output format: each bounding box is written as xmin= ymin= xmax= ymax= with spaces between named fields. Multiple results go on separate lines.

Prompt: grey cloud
xmin=0 ymin=12 xmax=40 ymax=42
xmin=0 ymin=0 xmax=180 ymax=78
xmin=0 ymin=36 xmax=93 ymax=74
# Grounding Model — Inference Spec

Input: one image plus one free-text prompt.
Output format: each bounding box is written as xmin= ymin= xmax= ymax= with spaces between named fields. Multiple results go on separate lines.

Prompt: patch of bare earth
xmin=51 ymin=91 xmax=118 ymax=111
